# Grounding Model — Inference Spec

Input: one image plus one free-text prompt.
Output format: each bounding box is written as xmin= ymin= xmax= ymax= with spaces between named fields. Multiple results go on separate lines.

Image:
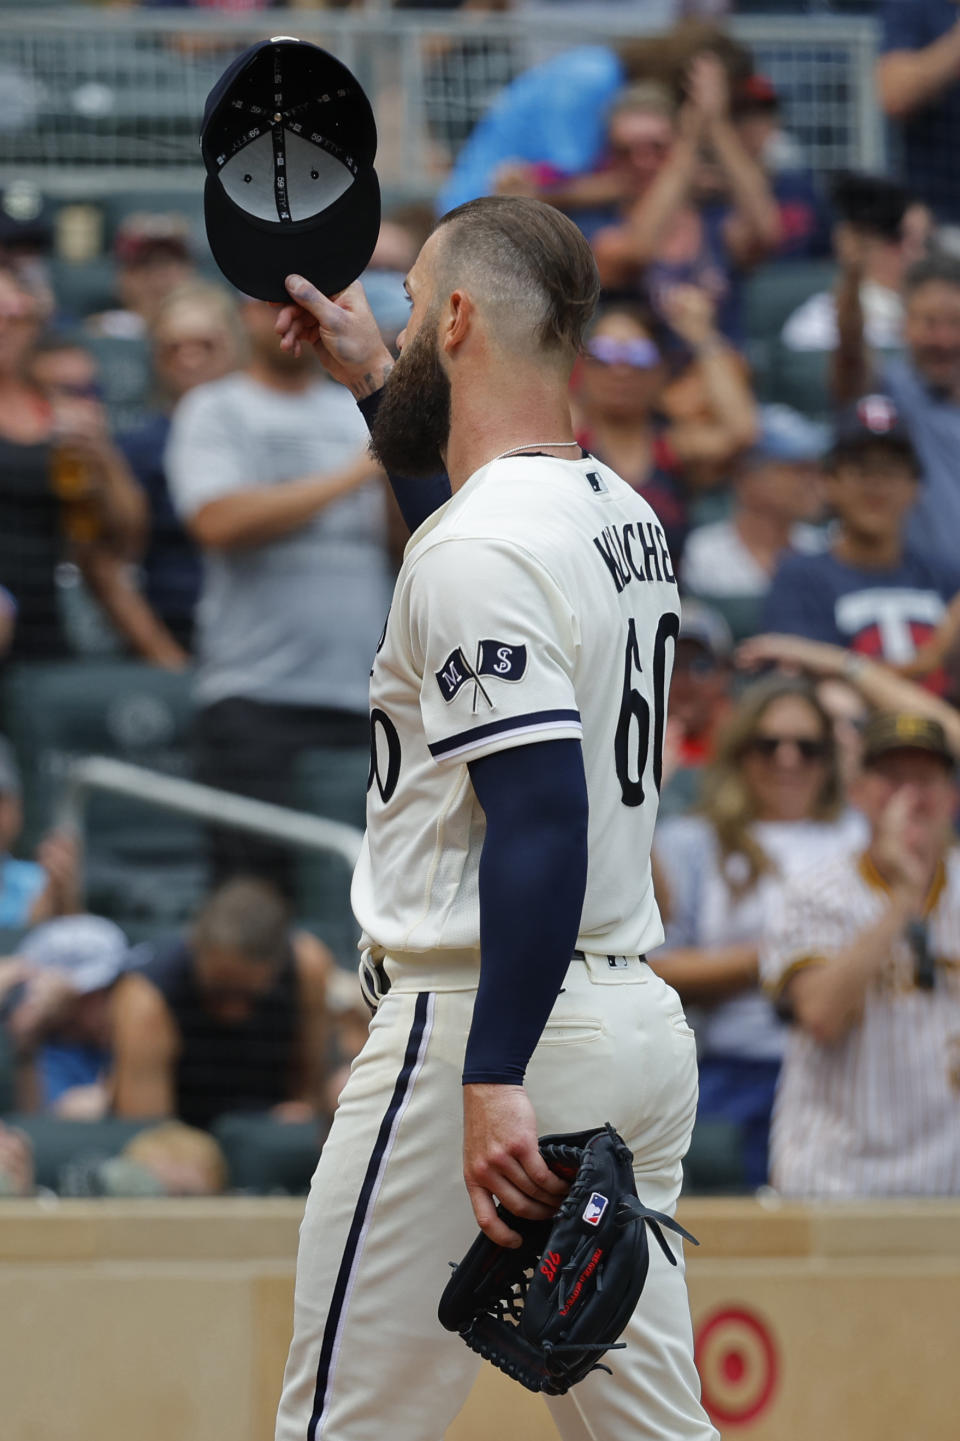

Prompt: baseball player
xmin=273 ymin=196 xmax=717 ymax=1441
xmin=762 ymin=711 xmax=960 ymax=1197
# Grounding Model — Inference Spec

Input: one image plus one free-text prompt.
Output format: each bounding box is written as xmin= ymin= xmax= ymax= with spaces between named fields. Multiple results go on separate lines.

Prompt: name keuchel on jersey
xmin=593 ymin=520 xmax=677 ymax=594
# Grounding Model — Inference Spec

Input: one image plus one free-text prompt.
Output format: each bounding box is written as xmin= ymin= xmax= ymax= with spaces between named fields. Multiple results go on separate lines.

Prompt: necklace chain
xmin=488 ymin=441 xmax=581 ymax=465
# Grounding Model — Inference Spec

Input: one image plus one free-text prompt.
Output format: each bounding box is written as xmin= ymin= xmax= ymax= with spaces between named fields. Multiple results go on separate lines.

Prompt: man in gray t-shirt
xmin=836 ymin=250 xmax=960 ymax=571
xmin=167 ymin=299 xmax=392 ymax=892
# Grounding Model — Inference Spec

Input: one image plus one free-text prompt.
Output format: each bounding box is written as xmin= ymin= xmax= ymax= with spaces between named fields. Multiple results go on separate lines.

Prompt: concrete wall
xmin=1 ymin=1198 xmax=958 ymax=1441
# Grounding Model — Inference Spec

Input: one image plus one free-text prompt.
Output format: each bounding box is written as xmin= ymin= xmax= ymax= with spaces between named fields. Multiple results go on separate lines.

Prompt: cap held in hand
xmin=200 ymin=36 xmax=381 ymax=302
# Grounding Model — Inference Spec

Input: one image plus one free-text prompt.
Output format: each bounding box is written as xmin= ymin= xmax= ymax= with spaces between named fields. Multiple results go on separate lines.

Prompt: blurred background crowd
xmin=1 ymin=0 xmax=959 ymax=1202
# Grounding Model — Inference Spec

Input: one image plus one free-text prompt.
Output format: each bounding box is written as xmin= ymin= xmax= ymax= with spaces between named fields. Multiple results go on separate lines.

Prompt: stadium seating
xmin=48 ymin=256 xmax=116 ymax=322
xmin=2 ymin=660 xmax=205 ymax=938
xmin=294 ymin=746 xmax=369 ymax=967
xmin=742 ymin=259 xmax=836 ymax=404
xmin=213 ymin=1113 xmax=326 ymax=1196
xmin=682 ymin=1118 xmax=747 ymax=1195
xmin=0 ymin=1031 xmax=16 ymax=1117
xmin=5 ymin=1115 xmax=151 ymax=1191
xmin=0 ymin=1111 xmax=324 ymax=1195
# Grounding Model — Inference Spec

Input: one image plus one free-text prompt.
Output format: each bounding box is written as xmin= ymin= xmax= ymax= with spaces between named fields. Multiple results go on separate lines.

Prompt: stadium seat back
xmin=684 ymin=592 xmax=765 ymax=647
xmin=768 ymin=344 xmax=832 ymax=419
xmin=2 ymin=661 xmax=205 ymax=930
xmin=213 ymin=1113 xmax=326 ymax=1194
xmin=0 ymin=1115 xmax=153 ymax=1193
xmin=48 ymin=257 xmax=118 ymax=322
xmin=0 ymin=1030 xmax=16 ymax=1116
xmin=294 ymin=747 xmax=369 ymax=966
xmin=83 ymin=334 xmax=154 ymax=432
xmin=743 ymin=260 xmax=837 ymax=347
xmin=682 ymin=1117 xmax=748 ymax=1195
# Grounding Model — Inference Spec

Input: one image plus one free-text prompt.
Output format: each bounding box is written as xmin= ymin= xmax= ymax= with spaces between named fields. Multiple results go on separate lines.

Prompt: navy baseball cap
xmin=830 ymin=394 xmax=920 ymax=472
xmin=200 ymin=37 xmax=381 ymax=302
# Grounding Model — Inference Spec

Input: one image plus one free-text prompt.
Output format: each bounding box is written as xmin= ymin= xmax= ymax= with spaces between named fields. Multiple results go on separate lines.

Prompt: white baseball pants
xmin=275 ymin=951 xmax=719 ymax=1441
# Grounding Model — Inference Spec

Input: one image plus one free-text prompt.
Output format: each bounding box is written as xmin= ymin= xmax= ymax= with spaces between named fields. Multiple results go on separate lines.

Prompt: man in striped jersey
xmin=762 ymin=711 xmax=960 ymax=1196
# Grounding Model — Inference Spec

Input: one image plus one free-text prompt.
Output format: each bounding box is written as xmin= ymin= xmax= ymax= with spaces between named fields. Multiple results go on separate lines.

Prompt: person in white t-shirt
xmin=781 ymin=174 xmax=932 ymax=354
xmin=272 ymin=196 xmax=718 ymax=1441
xmin=166 ymin=298 xmax=391 ymax=895
xmin=653 ymin=674 xmax=866 ymax=1186
xmin=681 ymin=404 xmax=828 ymax=641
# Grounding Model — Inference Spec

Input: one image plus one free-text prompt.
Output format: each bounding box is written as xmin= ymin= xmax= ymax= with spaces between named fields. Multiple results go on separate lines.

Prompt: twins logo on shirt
xmin=435 ymin=639 xmax=527 ymax=709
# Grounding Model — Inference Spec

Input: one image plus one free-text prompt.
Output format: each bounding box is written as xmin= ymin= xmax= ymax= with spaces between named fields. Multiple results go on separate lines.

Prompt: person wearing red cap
xmin=86 ymin=213 xmax=195 ymax=342
xmin=727 ymin=71 xmax=831 ymax=261
xmin=593 ymin=51 xmax=782 ymax=343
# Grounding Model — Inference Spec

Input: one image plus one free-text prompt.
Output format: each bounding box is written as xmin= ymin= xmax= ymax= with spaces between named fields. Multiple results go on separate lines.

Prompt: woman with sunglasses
xmin=651 ymin=674 xmax=866 ymax=1187
xmin=573 ymin=286 xmax=756 ymax=560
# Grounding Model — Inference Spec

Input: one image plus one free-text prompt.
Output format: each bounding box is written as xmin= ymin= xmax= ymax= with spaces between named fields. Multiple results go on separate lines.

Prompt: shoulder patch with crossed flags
xmin=435 ymin=641 xmax=527 ymax=705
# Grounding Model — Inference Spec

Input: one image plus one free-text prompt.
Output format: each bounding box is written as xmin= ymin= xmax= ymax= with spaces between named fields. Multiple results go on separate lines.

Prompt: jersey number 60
xmin=614 ymin=612 xmax=680 ymax=807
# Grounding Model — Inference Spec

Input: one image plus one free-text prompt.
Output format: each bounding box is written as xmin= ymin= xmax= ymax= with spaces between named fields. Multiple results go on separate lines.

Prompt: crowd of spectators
xmin=1 ymin=1 xmax=959 ymax=1198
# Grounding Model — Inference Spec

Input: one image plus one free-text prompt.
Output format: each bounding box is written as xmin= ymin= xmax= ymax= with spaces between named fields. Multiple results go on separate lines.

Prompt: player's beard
xmin=368 ymin=322 xmax=451 ymax=478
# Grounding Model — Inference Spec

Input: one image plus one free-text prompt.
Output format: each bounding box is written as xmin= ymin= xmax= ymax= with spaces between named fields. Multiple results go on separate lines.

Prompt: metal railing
xmin=0 ymin=7 xmax=884 ymax=194
xmin=59 ymin=755 xmax=364 ymax=869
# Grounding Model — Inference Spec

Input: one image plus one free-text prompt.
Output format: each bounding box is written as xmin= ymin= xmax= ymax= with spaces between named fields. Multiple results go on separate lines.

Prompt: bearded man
xmin=271 ymin=196 xmax=718 ymax=1441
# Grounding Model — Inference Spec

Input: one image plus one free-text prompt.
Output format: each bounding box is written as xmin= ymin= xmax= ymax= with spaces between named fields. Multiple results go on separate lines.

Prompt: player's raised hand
xmin=462 ymin=1083 xmax=569 ymax=1248
xmin=276 ymin=276 xmax=395 ymax=399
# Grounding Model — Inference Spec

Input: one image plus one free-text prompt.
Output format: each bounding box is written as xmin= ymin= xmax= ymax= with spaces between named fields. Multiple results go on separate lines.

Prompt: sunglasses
xmin=49 ymin=381 xmax=102 ymax=401
xmin=674 ymin=654 xmax=721 ymax=677
xmin=585 ymin=336 xmax=661 ymax=369
xmin=746 ymin=736 xmax=829 ymax=762
xmin=157 ymin=336 xmax=224 ymax=357
xmin=610 ymin=139 xmax=671 ymax=161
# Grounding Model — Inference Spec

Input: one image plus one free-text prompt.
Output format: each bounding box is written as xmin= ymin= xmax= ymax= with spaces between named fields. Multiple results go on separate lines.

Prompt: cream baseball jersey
xmin=351 ymin=453 xmax=680 ymax=958
xmin=762 ymin=847 xmax=960 ymax=1197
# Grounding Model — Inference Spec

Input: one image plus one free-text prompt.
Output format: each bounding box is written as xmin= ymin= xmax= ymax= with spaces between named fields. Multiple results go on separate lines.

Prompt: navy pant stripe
xmin=307 ymin=990 xmax=432 ymax=1439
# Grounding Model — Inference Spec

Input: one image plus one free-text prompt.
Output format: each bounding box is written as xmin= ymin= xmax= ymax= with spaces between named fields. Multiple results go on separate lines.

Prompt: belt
xmin=361 ymin=949 xmax=646 ymax=1012
xmin=572 ymin=950 xmax=647 ymax=965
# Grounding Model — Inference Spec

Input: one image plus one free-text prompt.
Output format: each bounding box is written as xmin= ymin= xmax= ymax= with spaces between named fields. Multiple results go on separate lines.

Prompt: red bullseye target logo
xmin=694 ymin=1307 xmax=778 ymax=1426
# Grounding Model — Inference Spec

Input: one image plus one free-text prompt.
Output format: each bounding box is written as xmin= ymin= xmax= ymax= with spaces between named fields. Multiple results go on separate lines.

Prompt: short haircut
xmin=432 ymin=196 xmax=600 ymax=366
xmin=903 ymin=252 xmax=960 ymax=297
xmin=31 ymin=327 xmax=93 ymax=360
xmin=584 ymin=299 xmax=665 ymax=346
xmin=193 ymin=877 xmax=290 ymax=966
xmin=608 ymin=81 xmax=676 ymax=126
xmin=152 ymin=279 xmax=245 ymax=349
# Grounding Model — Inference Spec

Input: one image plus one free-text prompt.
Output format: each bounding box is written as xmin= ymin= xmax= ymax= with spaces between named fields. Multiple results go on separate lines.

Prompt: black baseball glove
xmin=438 ymin=1122 xmax=697 ymax=1395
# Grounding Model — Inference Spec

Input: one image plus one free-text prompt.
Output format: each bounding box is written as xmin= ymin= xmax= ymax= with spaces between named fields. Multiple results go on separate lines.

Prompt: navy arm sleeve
xmin=463 ymin=738 xmax=589 ymax=1086
xmin=357 ymin=389 xmax=452 ymax=533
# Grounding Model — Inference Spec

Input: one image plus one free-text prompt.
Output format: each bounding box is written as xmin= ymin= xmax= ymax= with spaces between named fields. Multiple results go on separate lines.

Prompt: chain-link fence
xmin=0 ymin=7 xmax=883 ymax=194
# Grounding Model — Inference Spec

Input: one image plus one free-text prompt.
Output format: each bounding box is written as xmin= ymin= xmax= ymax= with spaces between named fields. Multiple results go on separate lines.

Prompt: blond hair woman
xmin=652 ymin=674 xmax=866 ymax=1186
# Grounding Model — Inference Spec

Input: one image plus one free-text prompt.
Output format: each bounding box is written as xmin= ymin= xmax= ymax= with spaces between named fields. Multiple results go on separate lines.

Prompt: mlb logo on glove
xmin=438 ymin=1123 xmax=698 ymax=1395
xmin=582 ymin=1192 xmax=609 ymax=1227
